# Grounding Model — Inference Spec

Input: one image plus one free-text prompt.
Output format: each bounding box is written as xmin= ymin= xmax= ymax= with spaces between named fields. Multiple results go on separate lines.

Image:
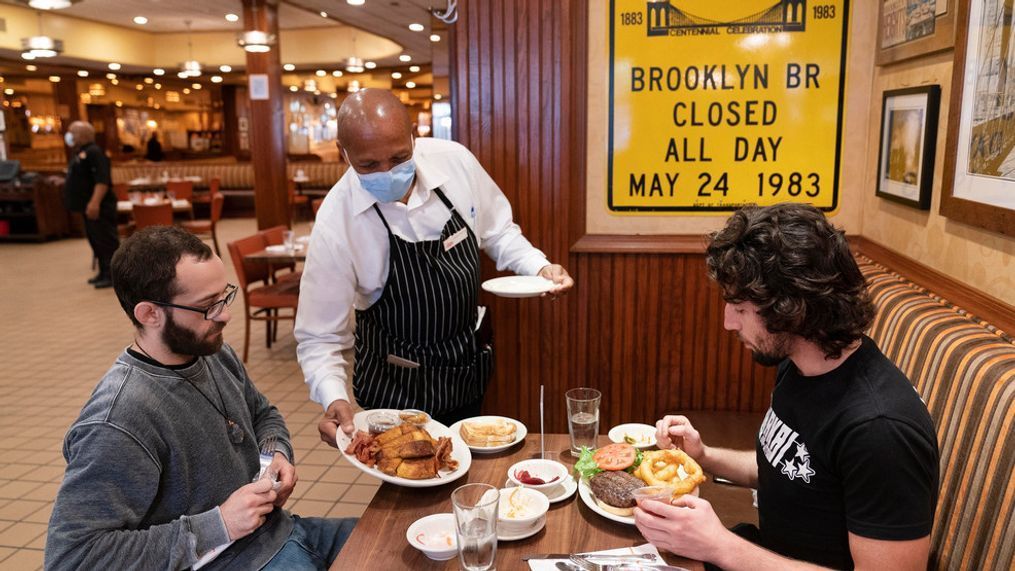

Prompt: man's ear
xmin=133 ymin=302 xmax=163 ymax=329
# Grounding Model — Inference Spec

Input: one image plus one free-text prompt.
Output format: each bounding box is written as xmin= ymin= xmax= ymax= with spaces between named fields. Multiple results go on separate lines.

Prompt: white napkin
xmin=527 ymin=543 xmax=666 ymax=570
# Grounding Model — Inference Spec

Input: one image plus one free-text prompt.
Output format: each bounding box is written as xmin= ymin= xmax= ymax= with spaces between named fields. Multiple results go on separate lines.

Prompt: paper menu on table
xmin=527 ymin=543 xmax=669 ymax=570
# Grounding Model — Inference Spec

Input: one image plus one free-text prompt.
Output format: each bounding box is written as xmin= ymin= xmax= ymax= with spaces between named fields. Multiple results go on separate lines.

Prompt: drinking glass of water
xmin=282 ymin=230 xmax=295 ymax=253
xmin=566 ymin=387 xmax=602 ymax=456
xmin=451 ymin=483 xmax=498 ymax=571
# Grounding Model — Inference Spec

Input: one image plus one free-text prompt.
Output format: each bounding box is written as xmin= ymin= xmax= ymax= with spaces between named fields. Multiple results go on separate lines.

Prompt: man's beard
xmin=748 ymin=332 xmax=792 ymax=367
xmin=162 ymin=312 xmax=225 ymax=357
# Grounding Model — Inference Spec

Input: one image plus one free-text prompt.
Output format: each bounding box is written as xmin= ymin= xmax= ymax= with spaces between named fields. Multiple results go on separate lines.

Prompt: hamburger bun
xmin=594 ymin=496 xmax=634 ymax=517
xmin=459 ymin=419 xmax=517 ymax=447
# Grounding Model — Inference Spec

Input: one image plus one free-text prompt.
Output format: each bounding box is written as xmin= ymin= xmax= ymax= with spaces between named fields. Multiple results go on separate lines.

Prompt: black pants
xmin=82 ymin=205 xmax=119 ymax=277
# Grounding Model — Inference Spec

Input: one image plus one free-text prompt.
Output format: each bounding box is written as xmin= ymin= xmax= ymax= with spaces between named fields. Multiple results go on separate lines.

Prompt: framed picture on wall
xmin=877 ymin=0 xmax=957 ymax=65
xmin=940 ymin=0 xmax=1015 ymax=235
xmin=876 ymin=86 xmax=940 ymax=209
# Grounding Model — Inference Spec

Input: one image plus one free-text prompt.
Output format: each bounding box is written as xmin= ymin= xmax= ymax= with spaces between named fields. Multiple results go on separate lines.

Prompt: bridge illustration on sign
xmin=646 ymin=0 xmax=808 ymax=36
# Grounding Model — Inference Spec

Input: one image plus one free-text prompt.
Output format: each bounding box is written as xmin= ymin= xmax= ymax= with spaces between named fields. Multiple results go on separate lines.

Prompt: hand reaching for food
xmin=655 ymin=415 xmax=706 ymax=460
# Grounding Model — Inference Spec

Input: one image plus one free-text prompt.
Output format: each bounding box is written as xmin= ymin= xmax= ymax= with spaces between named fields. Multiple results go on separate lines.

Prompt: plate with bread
xmin=339 ymin=409 xmax=472 ymax=488
xmin=574 ymin=444 xmax=706 ymax=525
xmin=448 ymin=416 xmax=527 ymax=453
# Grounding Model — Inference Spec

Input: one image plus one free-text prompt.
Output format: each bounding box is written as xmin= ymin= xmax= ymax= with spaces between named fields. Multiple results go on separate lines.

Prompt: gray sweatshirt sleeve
xmin=45 ymin=422 xmax=231 ymax=571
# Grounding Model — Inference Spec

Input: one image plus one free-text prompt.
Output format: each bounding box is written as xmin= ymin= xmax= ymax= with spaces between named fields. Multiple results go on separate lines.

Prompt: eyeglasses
xmin=149 ymin=284 xmax=237 ymax=320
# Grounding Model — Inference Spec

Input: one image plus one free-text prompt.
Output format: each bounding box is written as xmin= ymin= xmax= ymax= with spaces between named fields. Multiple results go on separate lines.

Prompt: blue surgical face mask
xmin=64 ymin=132 xmax=76 ymax=147
xmin=352 ymin=155 xmax=416 ymax=203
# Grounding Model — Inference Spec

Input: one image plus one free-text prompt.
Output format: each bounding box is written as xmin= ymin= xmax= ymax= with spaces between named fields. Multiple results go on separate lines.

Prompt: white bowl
xmin=608 ymin=423 xmax=657 ymax=449
xmin=507 ymin=459 xmax=570 ymax=491
xmin=406 ymin=513 xmax=458 ymax=561
xmin=497 ymin=486 xmax=550 ymax=534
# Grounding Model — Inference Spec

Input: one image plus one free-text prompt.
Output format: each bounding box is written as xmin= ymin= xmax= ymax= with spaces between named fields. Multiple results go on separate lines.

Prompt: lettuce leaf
xmin=573 ymin=446 xmax=602 ymax=481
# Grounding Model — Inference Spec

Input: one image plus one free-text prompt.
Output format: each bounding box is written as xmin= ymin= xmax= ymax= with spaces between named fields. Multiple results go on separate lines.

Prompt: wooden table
xmin=331 ymin=434 xmax=703 ymax=570
xmin=243 ymin=246 xmax=307 ymax=264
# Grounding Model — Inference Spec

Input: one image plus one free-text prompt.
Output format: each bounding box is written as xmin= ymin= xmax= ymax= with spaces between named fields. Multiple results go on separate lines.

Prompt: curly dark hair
xmin=705 ymin=203 xmax=875 ymax=359
xmin=111 ymin=226 xmax=212 ymax=328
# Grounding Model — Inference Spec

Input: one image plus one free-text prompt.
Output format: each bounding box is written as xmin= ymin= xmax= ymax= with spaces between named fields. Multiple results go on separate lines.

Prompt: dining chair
xmin=166 ymin=180 xmax=194 ymax=201
xmin=258 ymin=225 xmax=302 ymax=285
xmin=288 ymin=179 xmax=309 ymax=221
xmin=227 ymin=233 xmax=300 ymax=362
xmin=131 ymin=202 xmax=174 ymax=230
xmin=192 ymin=177 xmax=220 ymax=206
xmin=113 ymin=183 xmax=130 ymax=201
xmin=180 ymin=193 xmax=225 ymax=255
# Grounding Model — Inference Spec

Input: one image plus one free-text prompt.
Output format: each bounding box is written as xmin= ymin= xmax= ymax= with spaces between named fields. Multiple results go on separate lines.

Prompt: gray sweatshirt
xmin=45 ymin=344 xmax=296 ymax=570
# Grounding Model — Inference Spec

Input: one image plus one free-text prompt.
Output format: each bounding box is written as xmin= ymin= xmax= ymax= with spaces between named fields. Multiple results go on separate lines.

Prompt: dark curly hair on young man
xmin=111 ymin=226 xmax=212 ymax=329
xmin=705 ymin=203 xmax=875 ymax=359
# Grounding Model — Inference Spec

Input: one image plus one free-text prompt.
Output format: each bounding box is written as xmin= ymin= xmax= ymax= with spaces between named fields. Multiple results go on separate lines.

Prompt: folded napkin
xmin=527 ymin=543 xmax=666 ymax=570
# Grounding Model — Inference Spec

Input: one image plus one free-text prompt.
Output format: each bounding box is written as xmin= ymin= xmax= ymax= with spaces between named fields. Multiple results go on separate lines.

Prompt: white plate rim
xmin=337 ymin=409 xmax=472 ymax=488
xmin=577 ymin=478 xmax=636 ymax=525
xmin=503 ymin=474 xmax=578 ymax=504
xmin=481 ymin=276 xmax=554 ymax=298
xmin=497 ymin=514 xmax=546 ymax=541
xmin=607 ymin=423 xmax=658 ymax=449
xmin=447 ymin=415 xmax=527 ymax=453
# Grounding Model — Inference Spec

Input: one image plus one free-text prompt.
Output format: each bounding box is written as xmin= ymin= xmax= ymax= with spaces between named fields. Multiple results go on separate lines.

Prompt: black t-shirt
xmin=755 ymin=335 xmax=939 ymax=569
xmin=64 ymin=142 xmax=113 ymax=212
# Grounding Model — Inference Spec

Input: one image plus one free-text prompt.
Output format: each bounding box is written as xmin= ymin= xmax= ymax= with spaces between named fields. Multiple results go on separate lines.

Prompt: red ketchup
xmin=514 ymin=470 xmax=560 ymax=485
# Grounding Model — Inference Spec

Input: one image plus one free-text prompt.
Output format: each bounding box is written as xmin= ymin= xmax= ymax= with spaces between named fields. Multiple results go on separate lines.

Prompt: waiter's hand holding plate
xmin=482 ymin=264 xmax=574 ymax=299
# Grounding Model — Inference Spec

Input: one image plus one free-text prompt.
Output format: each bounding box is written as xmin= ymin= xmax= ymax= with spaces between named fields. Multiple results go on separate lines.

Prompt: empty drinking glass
xmin=283 ymin=230 xmax=295 ymax=253
xmin=452 ymin=483 xmax=498 ymax=571
xmin=566 ymin=387 xmax=602 ymax=456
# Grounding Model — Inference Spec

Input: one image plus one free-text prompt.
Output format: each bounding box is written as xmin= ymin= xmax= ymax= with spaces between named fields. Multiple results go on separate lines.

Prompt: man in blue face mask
xmin=296 ymin=89 xmax=574 ymax=444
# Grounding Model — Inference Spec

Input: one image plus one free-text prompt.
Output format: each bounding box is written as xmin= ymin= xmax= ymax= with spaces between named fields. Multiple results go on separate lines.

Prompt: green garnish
xmin=573 ymin=446 xmax=601 ymax=481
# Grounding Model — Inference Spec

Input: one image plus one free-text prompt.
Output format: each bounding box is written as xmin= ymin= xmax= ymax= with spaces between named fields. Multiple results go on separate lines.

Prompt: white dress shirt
xmin=295 ymin=138 xmax=550 ymax=410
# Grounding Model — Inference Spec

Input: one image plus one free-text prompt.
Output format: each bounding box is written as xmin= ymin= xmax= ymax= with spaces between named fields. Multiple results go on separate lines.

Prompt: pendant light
xmin=21 ymin=11 xmax=63 ymax=59
xmin=180 ymin=21 xmax=203 ymax=78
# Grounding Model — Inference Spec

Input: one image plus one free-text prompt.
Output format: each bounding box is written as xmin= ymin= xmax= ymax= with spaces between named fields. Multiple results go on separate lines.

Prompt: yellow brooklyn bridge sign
xmin=608 ymin=0 xmax=849 ymax=213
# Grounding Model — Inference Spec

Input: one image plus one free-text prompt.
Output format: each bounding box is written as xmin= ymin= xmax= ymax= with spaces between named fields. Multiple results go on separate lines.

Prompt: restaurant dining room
xmin=0 ymin=0 xmax=1012 ymax=570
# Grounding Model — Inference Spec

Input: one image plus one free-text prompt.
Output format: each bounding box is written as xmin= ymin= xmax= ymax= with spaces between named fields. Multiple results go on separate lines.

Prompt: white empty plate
xmin=481 ymin=276 xmax=555 ymax=298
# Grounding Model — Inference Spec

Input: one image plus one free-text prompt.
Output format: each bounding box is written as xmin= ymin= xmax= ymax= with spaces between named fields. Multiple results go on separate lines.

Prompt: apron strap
xmin=371 ymin=204 xmax=394 ymax=235
xmin=432 ymin=186 xmax=456 ymax=212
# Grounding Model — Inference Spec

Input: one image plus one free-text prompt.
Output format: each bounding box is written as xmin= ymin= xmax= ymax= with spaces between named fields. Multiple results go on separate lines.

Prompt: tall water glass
xmin=282 ymin=230 xmax=295 ymax=253
xmin=566 ymin=387 xmax=601 ymax=456
xmin=451 ymin=483 xmax=498 ymax=571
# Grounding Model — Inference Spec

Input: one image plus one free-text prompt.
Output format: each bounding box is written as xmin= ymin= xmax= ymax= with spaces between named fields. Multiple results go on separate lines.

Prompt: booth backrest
xmin=111 ymin=161 xmax=345 ymax=191
xmin=858 ymin=256 xmax=1014 ymax=571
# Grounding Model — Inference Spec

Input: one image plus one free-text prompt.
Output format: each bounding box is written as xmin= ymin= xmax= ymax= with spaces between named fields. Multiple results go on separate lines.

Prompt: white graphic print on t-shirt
xmin=759 ymin=407 xmax=815 ymax=484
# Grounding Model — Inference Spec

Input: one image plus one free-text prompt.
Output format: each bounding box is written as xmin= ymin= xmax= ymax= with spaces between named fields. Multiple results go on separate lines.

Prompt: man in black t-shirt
xmin=64 ymin=121 xmax=118 ymax=288
xmin=635 ymin=204 xmax=939 ymax=570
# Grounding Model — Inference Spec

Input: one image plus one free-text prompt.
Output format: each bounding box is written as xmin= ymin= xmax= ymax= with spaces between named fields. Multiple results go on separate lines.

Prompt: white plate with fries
xmin=337 ymin=409 xmax=472 ymax=488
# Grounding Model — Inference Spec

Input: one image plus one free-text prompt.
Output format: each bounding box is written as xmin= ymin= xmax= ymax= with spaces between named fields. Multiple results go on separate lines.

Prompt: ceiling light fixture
xmin=144 ymin=77 xmax=154 ymax=84
xmin=332 ymin=70 xmax=343 ymax=77
xmin=348 ymin=80 xmax=361 ymax=92
xmin=182 ymin=88 xmax=190 ymax=94
xmin=106 ymin=73 xmax=116 ymax=79
xmin=320 ymin=11 xmax=328 ymax=18
xmin=133 ymin=16 xmax=148 ymax=25
xmin=346 ymin=57 xmax=364 ymax=74
xmin=110 ymin=79 xmax=119 ymax=85
xmin=191 ymin=83 xmax=202 ymax=90
xmin=289 ymin=85 xmax=298 ymax=92
xmin=180 ymin=21 xmax=203 ymax=76
xmin=430 ymin=34 xmax=441 ymax=42
xmin=408 ymin=23 xmax=424 ymax=32
xmin=177 ymin=71 xmax=189 ymax=79
xmin=225 ymin=13 xmax=239 ymax=22
xmin=28 ymin=0 xmax=76 ymax=9
xmin=238 ymin=30 xmax=275 ymax=53
xmin=405 ymin=81 xmax=416 ymax=88
xmin=154 ymin=83 xmax=161 ymax=89
xmin=219 ymin=65 xmax=232 ymax=73
xmin=211 ymin=76 xmax=223 ymax=83
xmin=153 ymin=68 xmax=165 ymax=76
xmin=77 ymin=70 xmax=88 ymax=77
xmin=283 ymin=64 xmax=296 ymax=72
xmin=434 ymin=94 xmax=442 ymax=100
xmin=391 ymin=72 xmax=402 ymax=79
xmin=315 ymin=69 xmax=326 ymax=77
xmin=399 ymin=54 xmax=412 ymax=62
xmin=365 ymin=61 xmax=376 ymax=69
xmin=26 ymin=64 xmax=38 ymax=72
xmin=49 ymin=76 xmax=60 ymax=83
xmin=347 ymin=0 xmax=365 ymax=5
xmin=409 ymin=65 xmax=420 ymax=72
xmin=21 ymin=12 xmax=63 ymax=59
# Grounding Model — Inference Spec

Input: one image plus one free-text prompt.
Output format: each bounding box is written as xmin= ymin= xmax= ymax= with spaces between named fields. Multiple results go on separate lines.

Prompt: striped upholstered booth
xmin=111 ymin=161 xmax=345 ymax=191
xmin=858 ymin=256 xmax=1014 ymax=571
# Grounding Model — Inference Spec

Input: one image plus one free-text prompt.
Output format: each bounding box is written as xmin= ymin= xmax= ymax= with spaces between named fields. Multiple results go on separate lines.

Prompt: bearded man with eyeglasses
xmin=46 ymin=226 xmax=356 ymax=571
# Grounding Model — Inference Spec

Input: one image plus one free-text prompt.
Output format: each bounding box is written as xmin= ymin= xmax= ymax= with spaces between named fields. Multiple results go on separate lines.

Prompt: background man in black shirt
xmin=63 ymin=121 xmax=118 ymax=288
xmin=637 ymin=203 xmax=939 ymax=570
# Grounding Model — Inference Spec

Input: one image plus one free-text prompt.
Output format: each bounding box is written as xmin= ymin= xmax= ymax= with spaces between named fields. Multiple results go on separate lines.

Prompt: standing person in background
xmin=63 ymin=121 xmax=118 ymax=289
xmin=296 ymin=89 xmax=574 ymax=445
xmin=146 ymin=131 xmax=164 ymax=162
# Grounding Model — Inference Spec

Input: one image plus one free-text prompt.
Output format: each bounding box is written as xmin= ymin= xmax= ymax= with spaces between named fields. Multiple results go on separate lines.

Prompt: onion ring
xmin=635 ymin=449 xmax=706 ymax=497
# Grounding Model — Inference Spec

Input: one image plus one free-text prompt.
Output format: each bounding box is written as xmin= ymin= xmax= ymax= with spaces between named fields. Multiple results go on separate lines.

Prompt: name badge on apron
xmin=443 ymin=227 xmax=469 ymax=251
xmin=386 ymin=354 xmax=421 ymax=368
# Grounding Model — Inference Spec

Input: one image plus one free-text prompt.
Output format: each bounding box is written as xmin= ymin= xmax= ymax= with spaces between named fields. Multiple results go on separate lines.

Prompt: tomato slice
xmin=593 ymin=443 xmax=636 ymax=471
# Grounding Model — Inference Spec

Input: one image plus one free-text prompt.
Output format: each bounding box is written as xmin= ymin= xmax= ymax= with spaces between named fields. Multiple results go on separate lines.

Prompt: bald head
xmin=68 ymin=121 xmax=96 ymax=145
xmin=337 ymin=89 xmax=415 ymax=175
xmin=336 ymin=89 xmax=412 ymax=146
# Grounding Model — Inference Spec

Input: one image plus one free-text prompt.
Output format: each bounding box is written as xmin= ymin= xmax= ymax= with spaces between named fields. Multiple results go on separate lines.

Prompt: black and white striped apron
xmin=352 ymin=187 xmax=492 ymax=417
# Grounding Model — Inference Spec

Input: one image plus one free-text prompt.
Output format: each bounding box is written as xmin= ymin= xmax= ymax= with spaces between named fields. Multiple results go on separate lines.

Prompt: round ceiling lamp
xmin=26 ymin=0 xmax=78 ymax=9
xmin=238 ymin=30 xmax=275 ymax=53
xmin=21 ymin=35 xmax=62 ymax=58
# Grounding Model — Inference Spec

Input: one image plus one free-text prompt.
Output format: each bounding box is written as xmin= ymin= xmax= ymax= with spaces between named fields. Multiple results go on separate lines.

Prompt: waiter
xmin=296 ymin=89 xmax=573 ymax=446
xmin=63 ymin=121 xmax=118 ymax=289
